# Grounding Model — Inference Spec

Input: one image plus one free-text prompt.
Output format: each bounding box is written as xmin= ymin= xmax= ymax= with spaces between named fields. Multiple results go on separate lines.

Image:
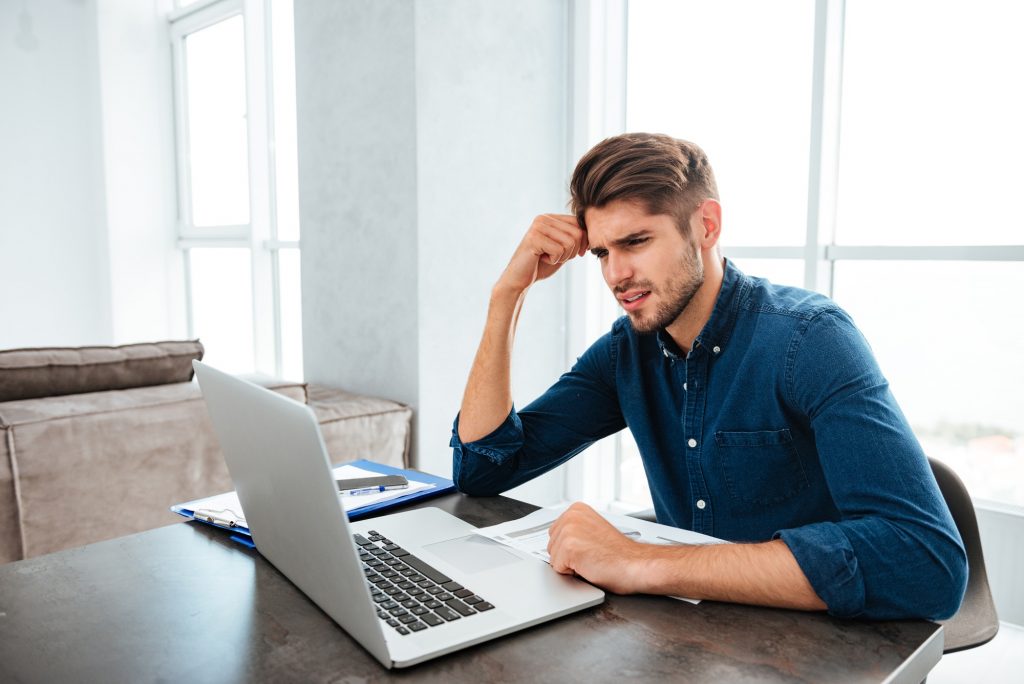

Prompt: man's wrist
xmin=491 ymin=281 xmax=527 ymax=307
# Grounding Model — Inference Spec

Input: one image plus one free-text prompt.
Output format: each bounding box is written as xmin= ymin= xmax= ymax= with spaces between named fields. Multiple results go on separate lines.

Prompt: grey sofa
xmin=0 ymin=342 xmax=412 ymax=563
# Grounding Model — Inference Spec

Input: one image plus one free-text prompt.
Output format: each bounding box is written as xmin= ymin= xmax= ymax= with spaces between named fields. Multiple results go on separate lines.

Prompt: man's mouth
xmin=618 ymin=290 xmax=652 ymax=311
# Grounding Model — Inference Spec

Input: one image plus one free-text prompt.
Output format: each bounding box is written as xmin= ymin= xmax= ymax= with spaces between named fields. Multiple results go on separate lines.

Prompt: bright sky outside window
xmin=626 ymin=0 xmax=816 ymax=248
xmin=184 ymin=14 xmax=250 ymax=228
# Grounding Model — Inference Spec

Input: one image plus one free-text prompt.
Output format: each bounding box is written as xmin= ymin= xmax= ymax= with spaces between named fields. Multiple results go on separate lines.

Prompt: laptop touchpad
xmin=424 ymin=534 xmax=523 ymax=574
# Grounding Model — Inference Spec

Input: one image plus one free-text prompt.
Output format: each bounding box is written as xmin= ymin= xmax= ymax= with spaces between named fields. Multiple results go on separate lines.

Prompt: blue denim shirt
xmin=451 ymin=260 xmax=967 ymax=620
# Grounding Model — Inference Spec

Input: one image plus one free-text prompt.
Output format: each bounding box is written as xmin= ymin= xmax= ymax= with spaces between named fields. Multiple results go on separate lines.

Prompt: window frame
xmin=573 ymin=0 xmax=1024 ymax=512
xmin=169 ymin=0 xmax=299 ymax=377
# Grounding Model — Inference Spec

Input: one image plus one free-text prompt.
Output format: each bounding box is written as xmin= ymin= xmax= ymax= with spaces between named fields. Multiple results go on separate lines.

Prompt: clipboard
xmin=171 ymin=459 xmax=456 ymax=537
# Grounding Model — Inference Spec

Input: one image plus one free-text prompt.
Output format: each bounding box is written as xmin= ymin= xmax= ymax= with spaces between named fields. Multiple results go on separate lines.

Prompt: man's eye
xmin=593 ymin=250 xmax=608 ymax=259
xmin=628 ymin=237 xmax=648 ymax=247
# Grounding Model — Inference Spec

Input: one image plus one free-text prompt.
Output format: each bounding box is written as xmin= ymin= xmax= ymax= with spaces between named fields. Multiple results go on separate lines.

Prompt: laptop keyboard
xmin=354 ymin=531 xmax=495 ymax=636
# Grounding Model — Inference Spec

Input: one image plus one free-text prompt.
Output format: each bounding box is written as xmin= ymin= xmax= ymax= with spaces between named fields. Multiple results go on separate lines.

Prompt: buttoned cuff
xmin=450 ymin=407 xmax=524 ymax=465
xmin=775 ymin=522 xmax=866 ymax=618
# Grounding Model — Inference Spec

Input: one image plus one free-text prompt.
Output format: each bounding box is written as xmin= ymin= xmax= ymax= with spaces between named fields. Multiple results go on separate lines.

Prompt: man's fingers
xmin=533 ymin=223 xmax=581 ymax=264
xmin=534 ymin=215 xmax=585 ymax=262
xmin=531 ymin=233 xmax=571 ymax=265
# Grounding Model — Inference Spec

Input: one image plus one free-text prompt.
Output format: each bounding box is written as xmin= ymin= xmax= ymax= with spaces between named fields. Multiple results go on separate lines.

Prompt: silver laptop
xmin=192 ymin=361 xmax=604 ymax=668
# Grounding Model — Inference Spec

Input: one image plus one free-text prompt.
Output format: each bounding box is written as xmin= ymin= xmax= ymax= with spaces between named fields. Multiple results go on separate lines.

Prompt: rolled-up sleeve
xmin=780 ymin=309 xmax=968 ymax=620
xmin=451 ymin=329 xmax=626 ymax=496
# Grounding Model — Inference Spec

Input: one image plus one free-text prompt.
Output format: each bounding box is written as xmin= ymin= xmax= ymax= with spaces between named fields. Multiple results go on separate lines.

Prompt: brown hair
xmin=569 ymin=133 xmax=719 ymax=234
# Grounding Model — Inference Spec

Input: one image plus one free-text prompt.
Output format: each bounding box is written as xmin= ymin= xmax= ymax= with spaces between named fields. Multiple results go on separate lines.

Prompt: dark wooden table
xmin=0 ymin=492 xmax=941 ymax=683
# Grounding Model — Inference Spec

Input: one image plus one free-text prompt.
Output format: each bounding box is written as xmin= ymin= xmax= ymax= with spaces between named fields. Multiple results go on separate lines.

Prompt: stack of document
xmin=476 ymin=504 xmax=727 ymax=604
xmin=172 ymin=461 xmax=451 ymax=535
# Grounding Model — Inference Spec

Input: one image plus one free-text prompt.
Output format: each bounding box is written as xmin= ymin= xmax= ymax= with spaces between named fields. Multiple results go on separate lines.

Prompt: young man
xmin=451 ymin=133 xmax=967 ymax=620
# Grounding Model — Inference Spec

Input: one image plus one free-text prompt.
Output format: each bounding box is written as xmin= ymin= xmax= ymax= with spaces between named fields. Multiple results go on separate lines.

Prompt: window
xmin=580 ymin=0 xmax=1024 ymax=510
xmin=169 ymin=0 xmax=302 ymax=378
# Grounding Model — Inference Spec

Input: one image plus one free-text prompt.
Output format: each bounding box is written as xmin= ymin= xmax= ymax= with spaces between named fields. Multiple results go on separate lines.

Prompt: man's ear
xmin=698 ymin=199 xmax=722 ymax=251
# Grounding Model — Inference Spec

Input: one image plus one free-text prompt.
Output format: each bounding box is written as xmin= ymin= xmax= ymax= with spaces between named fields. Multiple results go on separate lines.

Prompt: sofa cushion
xmin=0 ymin=375 xmax=306 ymax=563
xmin=0 ymin=341 xmax=205 ymax=402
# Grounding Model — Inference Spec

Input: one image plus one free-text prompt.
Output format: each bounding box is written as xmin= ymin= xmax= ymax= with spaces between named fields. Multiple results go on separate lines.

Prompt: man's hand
xmin=547 ymin=502 xmax=649 ymax=594
xmin=546 ymin=502 xmax=828 ymax=611
xmin=497 ymin=214 xmax=588 ymax=295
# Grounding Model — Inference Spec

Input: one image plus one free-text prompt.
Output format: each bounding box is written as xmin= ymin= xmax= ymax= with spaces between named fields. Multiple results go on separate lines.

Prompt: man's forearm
xmin=635 ymin=539 xmax=826 ymax=610
xmin=547 ymin=504 xmax=826 ymax=611
xmin=457 ymin=285 xmax=528 ymax=443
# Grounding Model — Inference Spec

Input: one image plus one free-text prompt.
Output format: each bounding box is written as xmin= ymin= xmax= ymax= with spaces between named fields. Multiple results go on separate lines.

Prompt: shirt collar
xmin=655 ymin=258 xmax=749 ymax=359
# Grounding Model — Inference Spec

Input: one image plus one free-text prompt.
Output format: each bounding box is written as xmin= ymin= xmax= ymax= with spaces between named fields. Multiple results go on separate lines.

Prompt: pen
xmin=194 ymin=508 xmax=241 ymax=527
xmin=339 ymin=484 xmax=409 ymax=496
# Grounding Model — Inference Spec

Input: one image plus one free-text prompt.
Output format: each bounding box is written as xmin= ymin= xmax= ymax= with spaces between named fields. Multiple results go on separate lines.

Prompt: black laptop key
xmin=353 ymin=534 xmax=374 ymax=547
xmin=454 ymin=588 xmax=474 ymax=599
xmin=401 ymin=599 xmax=418 ymax=609
xmin=445 ymin=598 xmax=476 ymax=617
xmin=389 ymin=547 xmax=410 ymax=557
xmin=401 ymin=555 xmax=451 ymax=584
xmin=424 ymin=599 xmax=442 ymax=609
xmin=377 ymin=609 xmax=388 ymax=619
xmin=411 ymin=606 xmax=428 ymax=615
xmin=475 ymin=602 xmax=495 ymax=612
xmin=383 ymin=543 xmax=400 ymax=551
xmin=434 ymin=606 xmax=460 ymax=622
xmin=381 ymin=600 xmax=398 ymax=610
xmin=371 ymin=593 xmax=388 ymax=603
xmin=408 ymin=621 xmax=428 ymax=632
xmin=421 ymin=612 xmax=444 ymax=627
xmin=398 ymin=614 xmax=418 ymax=624
xmin=444 ymin=602 xmax=475 ymax=618
xmin=436 ymin=592 xmax=453 ymax=602
xmin=396 ymin=626 xmax=409 ymax=635
xmin=463 ymin=595 xmax=483 ymax=605
xmin=441 ymin=581 xmax=463 ymax=592
xmin=426 ymin=586 xmax=443 ymax=595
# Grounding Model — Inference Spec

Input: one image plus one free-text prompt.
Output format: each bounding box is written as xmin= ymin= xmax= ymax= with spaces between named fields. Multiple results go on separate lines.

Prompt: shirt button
xmin=683 ymin=382 xmax=687 ymax=391
xmin=712 ymin=345 xmax=721 ymax=354
xmin=687 ymin=438 xmax=697 ymax=448
xmin=696 ymin=499 xmax=706 ymax=510
xmin=663 ymin=348 xmax=670 ymax=358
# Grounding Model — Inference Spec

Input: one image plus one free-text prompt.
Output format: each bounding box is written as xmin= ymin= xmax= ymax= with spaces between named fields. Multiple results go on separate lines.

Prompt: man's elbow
xmin=453 ymin=468 xmax=504 ymax=497
xmin=925 ymin=545 xmax=969 ymax=621
xmin=895 ymin=539 xmax=968 ymax=621
xmin=452 ymin=452 xmax=508 ymax=497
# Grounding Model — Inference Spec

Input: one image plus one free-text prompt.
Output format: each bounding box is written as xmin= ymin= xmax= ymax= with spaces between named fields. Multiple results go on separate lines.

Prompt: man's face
xmin=585 ymin=200 xmax=704 ymax=333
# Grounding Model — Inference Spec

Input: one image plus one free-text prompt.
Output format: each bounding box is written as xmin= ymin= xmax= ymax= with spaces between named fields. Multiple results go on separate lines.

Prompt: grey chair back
xmin=929 ymin=457 xmax=1000 ymax=653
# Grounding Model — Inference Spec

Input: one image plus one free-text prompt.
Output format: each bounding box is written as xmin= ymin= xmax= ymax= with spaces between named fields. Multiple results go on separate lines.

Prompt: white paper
xmin=476 ymin=504 xmax=727 ymax=604
xmin=182 ymin=465 xmax=435 ymax=529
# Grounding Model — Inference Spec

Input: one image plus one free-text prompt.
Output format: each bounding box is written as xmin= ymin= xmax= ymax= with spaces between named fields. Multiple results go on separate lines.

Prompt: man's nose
xmin=604 ymin=252 xmax=633 ymax=288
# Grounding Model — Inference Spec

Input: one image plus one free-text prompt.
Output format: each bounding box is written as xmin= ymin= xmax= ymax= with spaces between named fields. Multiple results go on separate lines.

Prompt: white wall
xmin=95 ymin=0 xmax=184 ymax=345
xmin=977 ymin=504 xmax=1024 ymax=625
xmin=414 ymin=1 xmax=570 ymax=503
xmin=0 ymin=0 xmax=112 ymax=348
xmin=0 ymin=0 xmax=180 ymax=351
xmin=296 ymin=0 xmax=572 ymax=504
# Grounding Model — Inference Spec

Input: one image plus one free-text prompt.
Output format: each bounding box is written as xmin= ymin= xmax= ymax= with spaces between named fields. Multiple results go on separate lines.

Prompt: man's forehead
xmin=584 ymin=204 xmax=676 ymax=243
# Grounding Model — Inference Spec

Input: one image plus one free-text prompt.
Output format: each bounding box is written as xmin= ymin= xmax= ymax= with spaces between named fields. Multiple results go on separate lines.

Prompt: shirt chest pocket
xmin=714 ymin=429 xmax=810 ymax=506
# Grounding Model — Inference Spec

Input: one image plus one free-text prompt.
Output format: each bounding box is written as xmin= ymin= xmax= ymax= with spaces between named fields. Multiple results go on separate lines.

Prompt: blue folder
xmin=171 ymin=459 xmax=456 ymax=538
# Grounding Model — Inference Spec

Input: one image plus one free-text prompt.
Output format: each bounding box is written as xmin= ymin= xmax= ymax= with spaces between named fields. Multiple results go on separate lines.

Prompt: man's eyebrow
xmin=589 ymin=230 xmax=652 ymax=255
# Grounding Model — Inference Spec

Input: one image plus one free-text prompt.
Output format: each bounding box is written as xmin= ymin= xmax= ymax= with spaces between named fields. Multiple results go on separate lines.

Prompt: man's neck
xmin=664 ymin=256 xmax=725 ymax=354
